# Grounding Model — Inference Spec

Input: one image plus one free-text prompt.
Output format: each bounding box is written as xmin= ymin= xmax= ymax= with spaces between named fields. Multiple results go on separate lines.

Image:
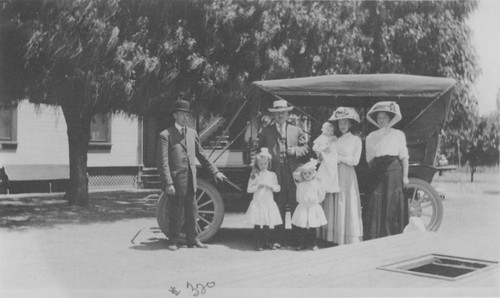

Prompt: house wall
xmin=0 ymin=100 xmax=140 ymax=168
xmin=88 ymin=115 xmax=141 ymax=167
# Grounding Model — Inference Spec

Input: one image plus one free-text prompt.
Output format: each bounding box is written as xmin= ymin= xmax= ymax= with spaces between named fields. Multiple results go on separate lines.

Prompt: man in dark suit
xmin=157 ymin=100 xmax=226 ymax=251
xmin=258 ymin=99 xmax=309 ymax=247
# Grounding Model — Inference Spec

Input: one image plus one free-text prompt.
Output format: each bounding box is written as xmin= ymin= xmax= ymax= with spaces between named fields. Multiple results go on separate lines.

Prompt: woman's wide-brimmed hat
xmin=256 ymin=147 xmax=272 ymax=160
xmin=268 ymin=99 xmax=293 ymax=113
xmin=173 ymin=100 xmax=193 ymax=113
xmin=366 ymin=101 xmax=402 ymax=128
xmin=328 ymin=107 xmax=360 ymax=123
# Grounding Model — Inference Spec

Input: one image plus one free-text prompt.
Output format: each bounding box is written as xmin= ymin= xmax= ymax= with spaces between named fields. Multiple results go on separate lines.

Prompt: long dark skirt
xmin=367 ymin=156 xmax=408 ymax=239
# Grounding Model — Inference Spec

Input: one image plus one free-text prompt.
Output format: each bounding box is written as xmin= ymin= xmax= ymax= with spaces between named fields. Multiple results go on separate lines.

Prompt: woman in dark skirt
xmin=365 ymin=101 xmax=409 ymax=239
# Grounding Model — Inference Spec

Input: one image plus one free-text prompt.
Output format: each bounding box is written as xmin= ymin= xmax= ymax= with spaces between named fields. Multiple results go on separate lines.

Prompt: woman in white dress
xmin=326 ymin=107 xmax=363 ymax=245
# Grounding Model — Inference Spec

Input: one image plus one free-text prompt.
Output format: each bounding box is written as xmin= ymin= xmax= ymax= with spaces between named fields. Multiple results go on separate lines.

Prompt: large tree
xmin=1 ymin=0 xmax=133 ymax=206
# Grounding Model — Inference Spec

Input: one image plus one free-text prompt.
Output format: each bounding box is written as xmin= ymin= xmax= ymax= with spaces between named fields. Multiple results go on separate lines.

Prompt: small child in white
xmin=246 ymin=148 xmax=282 ymax=251
xmin=312 ymin=122 xmax=339 ymax=193
xmin=291 ymin=159 xmax=327 ymax=250
xmin=403 ymin=200 xmax=427 ymax=233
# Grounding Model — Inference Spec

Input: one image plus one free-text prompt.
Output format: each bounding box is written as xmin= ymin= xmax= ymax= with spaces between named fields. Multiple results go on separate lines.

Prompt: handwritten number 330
xmin=186 ymin=282 xmax=216 ymax=296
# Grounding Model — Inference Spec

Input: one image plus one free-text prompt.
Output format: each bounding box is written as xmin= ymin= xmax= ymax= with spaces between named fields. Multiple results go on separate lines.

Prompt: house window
xmin=0 ymin=105 xmax=17 ymax=148
xmin=89 ymin=113 xmax=111 ymax=150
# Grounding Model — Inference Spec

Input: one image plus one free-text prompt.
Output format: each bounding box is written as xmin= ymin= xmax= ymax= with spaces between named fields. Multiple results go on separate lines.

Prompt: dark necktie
xmin=278 ymin=124 xmax=286 ymax=156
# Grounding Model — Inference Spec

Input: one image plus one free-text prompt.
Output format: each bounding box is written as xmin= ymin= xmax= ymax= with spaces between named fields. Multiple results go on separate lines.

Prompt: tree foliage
xmin=457 ymin=111 xmax=499 ymax=181
xmin=6 ymin=0 xmax=479 ymax=122
xmin=471 ymin=112 xmax=500 ymax=166
xmin=112 ymin=0 xmax=372 ymax=118
xmin=359 ymin=1 xmax=480 ymax=133
xmin=0 ymin=0 xmax=41 ymax=104
xmin=355 ymin=1 xmax=488 ymax=172
xmin=1 ymin=0 xmax=130 ymax=205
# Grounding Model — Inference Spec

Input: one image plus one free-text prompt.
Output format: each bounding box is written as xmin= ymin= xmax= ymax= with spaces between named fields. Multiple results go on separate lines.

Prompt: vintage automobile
xmin=156 ymin=74 xmax=456 ymax=242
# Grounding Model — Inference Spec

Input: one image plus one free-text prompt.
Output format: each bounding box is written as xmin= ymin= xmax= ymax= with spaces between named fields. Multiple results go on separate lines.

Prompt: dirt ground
xmin=0 ymin=168 xmax=499 ymax=297
xmin=0 ymin=189 xmax=161 ymax=228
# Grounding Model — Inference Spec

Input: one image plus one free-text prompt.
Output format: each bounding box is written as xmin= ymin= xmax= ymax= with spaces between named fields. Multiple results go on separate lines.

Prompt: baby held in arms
xmin=313 ymin=122 xmax=339 ymax=193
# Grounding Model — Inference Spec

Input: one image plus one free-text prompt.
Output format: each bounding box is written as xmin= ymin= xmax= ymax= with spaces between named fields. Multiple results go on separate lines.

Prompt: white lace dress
xmin=313 ymin=134 xmax=340 ymax=193
xmin=245 ymin=170 xmax=283 ymax=228
xmin=291 ymin=179 xmax=327 ymax=228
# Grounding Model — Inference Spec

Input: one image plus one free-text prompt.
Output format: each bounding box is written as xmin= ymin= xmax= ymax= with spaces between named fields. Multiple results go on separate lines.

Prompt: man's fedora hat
xmin=268 ymin=99 xmax=293 ymax=113
xmin=173 ymin=100 xmax=193 ymax=113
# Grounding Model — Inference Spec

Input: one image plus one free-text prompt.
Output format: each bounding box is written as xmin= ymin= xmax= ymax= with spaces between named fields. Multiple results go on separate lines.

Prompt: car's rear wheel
xmin=404 ymin=178 xmax=443 ymax=231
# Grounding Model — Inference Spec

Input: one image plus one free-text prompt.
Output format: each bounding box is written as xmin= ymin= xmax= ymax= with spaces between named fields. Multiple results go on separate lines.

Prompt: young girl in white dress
xmin=246 ymin=148 xmax=282 ymax=251
xmin=291 ymin=159 xmax=327 ymax=250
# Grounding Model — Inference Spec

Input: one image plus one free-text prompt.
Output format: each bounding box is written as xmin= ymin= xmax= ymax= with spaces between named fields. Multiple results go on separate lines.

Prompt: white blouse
xmin=296 ymin=179 xmax=325 ymax=205
xmin=337 ymin=132 xmax=362 ymax=167
xmin=365 ymin=128 xmax=409 ymax=163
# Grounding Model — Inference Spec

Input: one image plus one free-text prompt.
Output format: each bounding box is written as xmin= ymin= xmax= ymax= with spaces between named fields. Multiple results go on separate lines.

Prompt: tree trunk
xmin=365 ymin=1 xmax=384 ymax=73
xmin=62 ymin=105 xmax=91 ymax=207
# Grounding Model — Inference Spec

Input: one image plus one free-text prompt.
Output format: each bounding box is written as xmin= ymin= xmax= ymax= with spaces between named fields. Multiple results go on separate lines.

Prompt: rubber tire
xmin=404 ymin=177 xmax=443 ymax=232
xmin=156 ymin=179 xmax=225 ymax=243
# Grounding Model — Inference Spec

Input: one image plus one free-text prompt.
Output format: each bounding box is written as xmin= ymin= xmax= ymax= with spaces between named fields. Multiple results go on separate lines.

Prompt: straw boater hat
xmin=328 ymin=107 xmax=360 ymax=123
xmin=366 ymin=101 xmax=402 ymax=128
xmin=173 ymin=100 xmax=193 ymax=113
xmin=268 ymin=99 xmax=293 ymax=113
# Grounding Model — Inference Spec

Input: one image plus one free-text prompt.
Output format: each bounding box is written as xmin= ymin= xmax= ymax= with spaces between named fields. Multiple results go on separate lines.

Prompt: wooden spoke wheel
xmin=404 ymin=177 xmax=443 ymax=232
xmin=156 ymin=179 xmax=225 ymax=243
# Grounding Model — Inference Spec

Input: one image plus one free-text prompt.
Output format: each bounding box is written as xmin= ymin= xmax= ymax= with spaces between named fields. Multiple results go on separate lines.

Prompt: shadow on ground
xmin=210 ymin=228 xmax=254 ymax=251
xmin=0 ymin=192 xmax=160 ymax=228
xmin=129 ymin=228 xmax=255 ymax=252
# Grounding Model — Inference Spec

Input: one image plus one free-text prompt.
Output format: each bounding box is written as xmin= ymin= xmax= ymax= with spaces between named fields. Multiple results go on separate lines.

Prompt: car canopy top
xmin=250 ymin=74 xmax=456 ymax=145
xmin=250 ymin=73 xmax=455 ymax=99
